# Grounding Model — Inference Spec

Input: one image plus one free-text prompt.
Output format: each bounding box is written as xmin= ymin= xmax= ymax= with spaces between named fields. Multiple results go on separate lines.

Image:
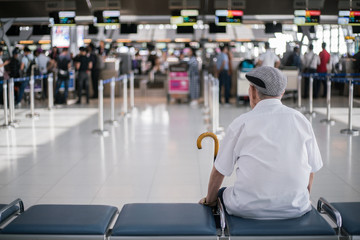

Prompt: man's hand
xmin=199 ymin=197 xmax=217 ymax=207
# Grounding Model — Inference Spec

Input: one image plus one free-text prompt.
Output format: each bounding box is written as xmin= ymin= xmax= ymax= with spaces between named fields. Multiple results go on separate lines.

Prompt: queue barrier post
xmin=25 ymin=66 xmax=40 ymax=119
xmin=48 ymin=73 xmax=54 ymax=110
xmin=122 ymin=74 xmax=129 ymax=116
xmin=296 ymin=73 xmax=305 ymax=111
xmin=105 ymin=77 xmax=119 ymax=126
xmin=1 ymin=80 xmax=13 ymax=130
xmin=305 ymin=74 xmax=316 ymax=117
xmin=320 ymin=76 xmax=335 ymax=125
xmin=92 ymin=80 xmax=109 ymax=137
xmin=203 ymin=70 xmax=210 ymax=113
xmin=212 ymin=76 xmax=224 ymax=137
xmin=130 ymin=72 xmax=135 ymax=110
xmin=8 ymin=78 xmax=19 ymax=127
xmin=340 ymin=78 xmax=359 ymax=136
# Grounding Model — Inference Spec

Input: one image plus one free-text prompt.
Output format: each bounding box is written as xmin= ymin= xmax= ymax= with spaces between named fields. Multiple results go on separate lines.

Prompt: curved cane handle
xmin=197 ymin=132 xmax=219 ymax=159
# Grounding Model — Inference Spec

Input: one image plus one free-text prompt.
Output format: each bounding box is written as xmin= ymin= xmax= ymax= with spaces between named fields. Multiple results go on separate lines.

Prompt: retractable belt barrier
xmin=92 ymin=73 xmax=134 ymax=137
xmin=299 ymin=72 xmax=359 ymax=136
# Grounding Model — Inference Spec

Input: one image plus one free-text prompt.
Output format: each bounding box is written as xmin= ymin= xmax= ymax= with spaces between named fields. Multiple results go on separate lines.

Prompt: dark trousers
xmin=314 ymin=72 xmax=327 ymax=98
xmin=91 ymin=69 xmax=100 ymax=98
xmin=0 ymin=77 xmax=4 ymax=105
xmin=219 ymin=70 xmax=231 ymax=103
xmin=55 ymin=76 xmax=69 ymax=100
xmin=42 ymin=76 xmax=48 ymax=99
xmin=77 ymin=71 xmax=89 ymax=103
xmin=15 ymin=81 xmax=26 ymax=105
xmin=303 ymin=68 xmax=317 ymax=98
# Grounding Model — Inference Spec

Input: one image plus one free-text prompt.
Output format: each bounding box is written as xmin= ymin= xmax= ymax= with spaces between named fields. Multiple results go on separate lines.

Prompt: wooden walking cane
xmin=197 ymin=132 xmax=219 ymax=161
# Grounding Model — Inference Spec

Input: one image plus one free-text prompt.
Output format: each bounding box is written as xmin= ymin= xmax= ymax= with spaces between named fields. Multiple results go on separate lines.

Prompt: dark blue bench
xmin=318 ymin=197 xmax=360 ymax=239
xmin=225 ymin=206 xmax=337 ymax=240
xmin=0 ymin=204 xmax=118 ymax=240
xmin=110 ymin=203 xmax=218 ymax=240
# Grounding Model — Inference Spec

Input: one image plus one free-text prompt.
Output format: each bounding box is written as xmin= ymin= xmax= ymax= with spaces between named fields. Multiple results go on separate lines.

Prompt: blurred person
xmin=35 ymin=48 xmax=50 ymax=99
xmin=49 ymin=46 xmax=59 ymax=61
xmin=98 ymin=40 xmax=108 ymax=56
xmin=285 ymin=46 xmax=302 ymax=70
xmin=315 ymin=43 xmax=330 ymax=98
xmin=216 ymin=45 xmax=231 ymax=104
xmin=55 ymin=48 xmax=71 ymax=104
xmin=74 ymin=47 xmax=92 ymax=104
xmin=256 ymin=42 xmax=280 ymax=68
xmin=200 ymin=66 xmax=322 ymax=220
xmin=188 ymin=48 xmax=200 ymax=106
xmin=302 ymin=44 xmax=320 ymax=99
xmin=0 ymin=47 xmax=10 ymax=105
xmin=88 ymin=43 xmax=99 ymax=99
xmin=17 ymin=47 xmax=34 ymax=106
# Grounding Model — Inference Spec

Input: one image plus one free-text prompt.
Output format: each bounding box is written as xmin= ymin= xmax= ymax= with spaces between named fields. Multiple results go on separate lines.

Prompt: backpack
xmin=26 ymin=57 xmax=40 ymax=77
xmin=285 ymin=53 xmax=295 ymax=66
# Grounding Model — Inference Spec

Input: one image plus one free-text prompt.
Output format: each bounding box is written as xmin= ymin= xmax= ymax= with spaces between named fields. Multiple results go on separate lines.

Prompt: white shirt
xmin=215 ymin=99 xmax=323 ymax=220
xmin=36 ymin=54 xmax=50 ymax=74
xmin=22 ymin=54 xmax=34 ymax=72
xmin=0 ymin=58 xmax=4 ymax=77
xmin=258 ymin=50 xmax=280 ymax=67
xmin=302 ymin=51 xmax=320 ymax=70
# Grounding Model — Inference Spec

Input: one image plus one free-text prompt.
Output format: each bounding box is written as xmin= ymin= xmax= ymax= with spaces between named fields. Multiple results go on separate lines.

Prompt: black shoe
xmin=76 ymin=101 xmax=81 ymax=104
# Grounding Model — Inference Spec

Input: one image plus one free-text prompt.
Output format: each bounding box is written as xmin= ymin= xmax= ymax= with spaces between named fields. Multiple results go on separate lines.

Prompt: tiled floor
xmin=0 ymin=95 xmax=359 ymax=211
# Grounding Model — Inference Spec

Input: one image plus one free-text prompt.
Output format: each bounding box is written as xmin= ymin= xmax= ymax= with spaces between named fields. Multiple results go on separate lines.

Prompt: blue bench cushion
xmin=112 ymin=203 xmax=217 ymax=236
xmin=331 ymin=202 xmax=360 ymax=235
xmin=0 ymin=204 xmax=19 ymax=224
xmin=1 ymin=204 xmax=117 ymax=235
xmin=227 ymin=207 xmax=336 ymax=236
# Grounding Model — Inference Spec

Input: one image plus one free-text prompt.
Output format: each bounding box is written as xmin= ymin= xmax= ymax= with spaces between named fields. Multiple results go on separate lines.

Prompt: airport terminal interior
xmin=0 ymin=0 xmax=360 ymax=239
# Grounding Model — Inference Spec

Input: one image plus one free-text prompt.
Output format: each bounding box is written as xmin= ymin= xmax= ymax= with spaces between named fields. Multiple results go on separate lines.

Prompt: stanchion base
xmin=9 ymin=120 xmax=20 ymax=128
xmin=92 ymin=129 xmax=110 ymax=137
xmin=0 ymin=124 xmax=15 ymax=130
xmin=25 ymin=113 xmax=40 ymax=119
xmin=320 ymin=119 xmax=335 ymax=125
xmin=105 ymin=120 xmax=119 ymax=127
xmin=120 ymin=112 xmax=131 ymax=118
xmin=340 ymin=129 xmax=359 ymax=136
xmin=304 ymin=111 xmax=316 ymax=117
xmin=202 ymin=108 xmax=210 ymax=114
xmin=295 ymin=106 xmax=306 ymax=112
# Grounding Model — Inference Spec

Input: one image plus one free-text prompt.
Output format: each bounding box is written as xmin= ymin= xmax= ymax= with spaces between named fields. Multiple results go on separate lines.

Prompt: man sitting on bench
xmin=200 ymin=66 xmax=323 ymax=220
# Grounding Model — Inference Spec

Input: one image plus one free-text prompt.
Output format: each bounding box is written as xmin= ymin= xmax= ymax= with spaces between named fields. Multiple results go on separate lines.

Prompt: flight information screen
xmin=338 ymin=11 xmax=360 ymax=25
xmin=58 ymin=11 xmax=76 ymax=25
xmin=171 ymin=10 xmax=198 ymax=26
xmin=215 ymin=10 xmax=243 ymax=25
xmin=294 ymin=10 xmax=320 ymax=25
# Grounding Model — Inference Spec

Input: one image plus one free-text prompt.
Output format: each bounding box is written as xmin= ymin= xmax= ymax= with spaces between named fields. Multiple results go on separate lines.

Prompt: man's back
xmin=215 ymin=99 xmax=322 ymax=219
xmin=258 ymin=50 xmax=280 ymax=67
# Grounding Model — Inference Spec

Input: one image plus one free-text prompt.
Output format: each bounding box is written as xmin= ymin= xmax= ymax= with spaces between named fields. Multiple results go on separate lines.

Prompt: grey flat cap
xmin=245 ymin=66 xmax=287 ymax=96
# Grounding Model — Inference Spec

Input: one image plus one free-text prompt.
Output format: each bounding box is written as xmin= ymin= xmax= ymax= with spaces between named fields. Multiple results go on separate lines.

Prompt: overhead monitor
xmin=176 ymin=26 xmax=194 ymax=34
xmin=49 ymin=11 xmax=76 ymax=26
xmin=215 ymin=10 xmax=243 ymax=25
xmin=171 ymin=9 xmax=198 ymax=26
xmin=209 ymin=22 xmax=226 ymax=33
xmin=338 ymin=10 xmax=360 ymax=25
xmin=294 ymin=10 xmax=320 ymax=25
xmin=32 ymin=25 xmax=51 ymax=35
xmin=120 ymin=23 xmax=138 ymax=34
xmin=88 ymin=24 xmax=99 ymax=34
xmin=265 ymin=23 xmax=282 ymax=33
xmin=94 ymin=10 xmax=120 ymax=26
